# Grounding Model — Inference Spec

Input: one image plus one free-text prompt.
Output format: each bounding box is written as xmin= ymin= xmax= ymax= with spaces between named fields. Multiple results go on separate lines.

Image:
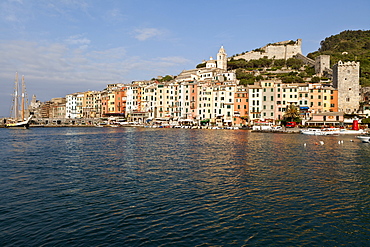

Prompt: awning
xmin=179 ymin=119 xmax=194 ymax=122
xmin=300 ymin=107 xmax=309 ymax=110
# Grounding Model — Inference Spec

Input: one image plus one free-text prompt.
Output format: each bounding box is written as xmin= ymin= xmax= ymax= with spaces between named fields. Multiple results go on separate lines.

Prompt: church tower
xmin=333 ymin=60 xmax=360 ymax=113
xmin=217 ymin=46 xmax=227 ymax=71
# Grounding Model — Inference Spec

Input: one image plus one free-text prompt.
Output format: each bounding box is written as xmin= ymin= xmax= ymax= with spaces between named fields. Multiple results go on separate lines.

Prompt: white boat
xmin=357 ymin=135 xmax=370 ymax=143
xmin=6 ymin=73 xmax=32 ymax=129
xmin=252 ymin=122 xmax=273 ymax=131
xmin=6 ymin=115 xmax=33 ymax=129
xmin=301 ymin=128 xmax=340 ymax=136
xmin=338 ymin=129 xmax=366 ymax=135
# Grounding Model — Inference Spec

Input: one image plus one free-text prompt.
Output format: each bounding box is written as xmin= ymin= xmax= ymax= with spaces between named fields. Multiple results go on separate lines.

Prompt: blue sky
xmin=0 ymin=0 xmax=369 ymax=117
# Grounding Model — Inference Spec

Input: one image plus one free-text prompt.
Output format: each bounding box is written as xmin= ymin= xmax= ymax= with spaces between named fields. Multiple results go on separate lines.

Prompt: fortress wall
xmin=333 ymin=61 xmax=360 ymax=113
xmin=232 ymin=39 xmax=302 ymax=61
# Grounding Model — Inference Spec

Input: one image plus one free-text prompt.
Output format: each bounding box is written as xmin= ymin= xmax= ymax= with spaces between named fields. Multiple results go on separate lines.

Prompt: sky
xmin=0 ymin=0 xmax=369 ymax=117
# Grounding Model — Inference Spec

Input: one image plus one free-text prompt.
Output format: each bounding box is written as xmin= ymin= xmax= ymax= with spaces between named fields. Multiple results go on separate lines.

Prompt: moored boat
xmin=338 ymin=129 xmax=366 ymax=135
xmin=6 ymin=115 xmax=32 ymax=129
xmin=5 ymin=73 xmax=32 ymax=129
xmin=301 ymin=128 xmax=340 ymax=136
xmin=356 ymin=135 xmax=370 ymax=143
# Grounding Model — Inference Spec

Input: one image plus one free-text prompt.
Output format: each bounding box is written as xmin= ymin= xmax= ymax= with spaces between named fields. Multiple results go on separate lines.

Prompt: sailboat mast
xmin=21 ymin=75 xmax=25 ymax=120
xmin=13 ymin=72 xmax=19 ymax=120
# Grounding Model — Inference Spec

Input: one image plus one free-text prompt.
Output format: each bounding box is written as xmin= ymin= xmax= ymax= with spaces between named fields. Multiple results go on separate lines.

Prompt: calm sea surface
xmin=1 ymin=127 xmax=370 ymax=246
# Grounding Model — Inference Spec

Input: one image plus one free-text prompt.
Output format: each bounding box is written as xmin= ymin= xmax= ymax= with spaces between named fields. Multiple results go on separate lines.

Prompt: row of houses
xmin=28 ymin=46 xmax=368 ymax=127
xmin=28 ymin=78 xmax=365 ymax=127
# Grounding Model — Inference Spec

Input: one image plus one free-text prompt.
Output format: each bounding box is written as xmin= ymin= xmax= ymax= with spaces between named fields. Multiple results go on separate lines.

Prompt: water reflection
xmin=1 ymin=128 xmax=370 ymax=246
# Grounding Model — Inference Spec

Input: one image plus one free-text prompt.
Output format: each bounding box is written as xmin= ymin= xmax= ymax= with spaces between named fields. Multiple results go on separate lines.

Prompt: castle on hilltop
xmin=231 ymin=39 xmax=302 ymax=61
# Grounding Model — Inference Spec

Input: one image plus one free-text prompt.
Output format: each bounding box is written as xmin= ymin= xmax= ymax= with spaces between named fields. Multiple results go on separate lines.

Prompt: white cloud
xmin=1 ymin=0 xmax=28 ymax=23
xmin=65 ymin=34 xmax=91 ymax=50
xmin=105 ymin=8 xmax=125 ymax=22
xmin=0 ymin=40 xmax=191 ymax=108
xmin=133 ymin=28 xmax=164 ymax=41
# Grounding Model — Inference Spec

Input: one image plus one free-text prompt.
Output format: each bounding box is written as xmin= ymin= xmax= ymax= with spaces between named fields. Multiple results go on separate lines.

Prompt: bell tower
xmin=217 ymin=46 xmax=227 ymax=71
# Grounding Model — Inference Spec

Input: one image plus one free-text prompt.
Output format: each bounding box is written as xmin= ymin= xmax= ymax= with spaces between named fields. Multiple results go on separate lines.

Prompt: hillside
xmin=307 ymin=30 xmax=370 ymax=86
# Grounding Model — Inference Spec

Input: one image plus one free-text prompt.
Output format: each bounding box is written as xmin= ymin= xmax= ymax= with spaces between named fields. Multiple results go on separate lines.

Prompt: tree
xmin=281 ymin=75 xmax=304 ymax=83
xmin=286 ymin=58 xmax=303 ymax=70
xmin=273 ymin=59 xmax=286 ymax=67
xmin=311 ymin=76 xmax=321 ymax=83
xmin=283 ymin=104 xmax=301 ymax=122
xmin=362 ymin=118 xmax=370 ymax=127
xmin=196 ymin=63 xmax=206 ymax=68
xmin=158 ymin=75 xmax=173 ymax=82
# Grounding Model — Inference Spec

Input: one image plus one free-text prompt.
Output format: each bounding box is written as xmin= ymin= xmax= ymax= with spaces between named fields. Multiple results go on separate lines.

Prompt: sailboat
xmin=6 ymin=73 xmax=33 ymax=129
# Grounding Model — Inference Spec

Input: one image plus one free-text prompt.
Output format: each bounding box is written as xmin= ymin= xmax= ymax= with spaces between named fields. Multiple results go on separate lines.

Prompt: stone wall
xmin=333 ymin=61 xmax=360 ymax=113
xmin=315 ymin=55 xmax=331 ymax=76
xmin=231 ymin=39 xmax=302 ymax=61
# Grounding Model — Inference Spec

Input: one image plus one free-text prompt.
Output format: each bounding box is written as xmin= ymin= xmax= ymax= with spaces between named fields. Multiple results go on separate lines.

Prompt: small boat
xmin=356 ymin=135 xmax=370 ymax=143
xmin=301 ymin=128 xmax=340 ymax=136
xmin=338 ymin=129 xmax=366 ymax=135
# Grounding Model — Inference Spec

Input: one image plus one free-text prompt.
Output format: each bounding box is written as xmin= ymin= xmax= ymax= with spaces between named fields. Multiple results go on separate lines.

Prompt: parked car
xmin=286 ymin=122 xmax=297 ymax=128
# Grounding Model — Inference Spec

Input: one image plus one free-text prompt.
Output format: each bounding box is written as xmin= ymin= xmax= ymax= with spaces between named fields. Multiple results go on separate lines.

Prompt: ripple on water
xmin=1 ymin=128 xmax=370 ymax=246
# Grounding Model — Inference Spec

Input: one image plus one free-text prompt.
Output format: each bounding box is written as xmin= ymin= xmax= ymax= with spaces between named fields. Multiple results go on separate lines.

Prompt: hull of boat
xmin=5 ymin=115 xmax=32 ymax=129
xmin=5 ymin=124 xmax=29 ymax=129
xmin=357 ymin=136 xmax=370 ymax=143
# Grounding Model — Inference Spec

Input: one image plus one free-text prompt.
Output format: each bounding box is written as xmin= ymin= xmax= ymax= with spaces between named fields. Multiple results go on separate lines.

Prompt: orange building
xmin=189 ymin=82 xmax=198 ymax=119
xmin=233 ymin=86 xmax=249 ymax=126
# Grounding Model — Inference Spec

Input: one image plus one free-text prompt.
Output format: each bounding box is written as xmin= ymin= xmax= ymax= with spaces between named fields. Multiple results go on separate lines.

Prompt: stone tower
xmin=315 ymin=55 xmax=330 ymax=77
xmin=333 ymin=60 xmax=360 ymax=113
xmin=217 ymin=46 xmax=227 ymax=71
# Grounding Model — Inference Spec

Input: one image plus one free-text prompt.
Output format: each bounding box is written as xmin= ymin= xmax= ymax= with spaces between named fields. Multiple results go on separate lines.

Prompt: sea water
xmin=1 ymin=127 xmax=370 ymax=246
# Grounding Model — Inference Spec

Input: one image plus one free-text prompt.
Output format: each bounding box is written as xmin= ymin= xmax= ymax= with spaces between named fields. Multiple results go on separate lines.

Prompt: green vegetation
xmin=286 ymin=58 xmax=303 ymax=70
xmin=362 ymin=118 xmax=370 ymax=127
xmin=196 ymin=63 xmax=206 ymax=68
xmin=230 ymin=57 xmax=306 ymax=84
xmin=283 ymin=104 xmax=301 ymax=123
xmin=227 ymin=57 xmax=303 ymax=71
xmin=235 ymin=69 xmax=264 ymax=86
xmin=307 ymin=30 xmax=370 ymax=86
xmin=153 ymin=75 xmax=173 ymax=82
